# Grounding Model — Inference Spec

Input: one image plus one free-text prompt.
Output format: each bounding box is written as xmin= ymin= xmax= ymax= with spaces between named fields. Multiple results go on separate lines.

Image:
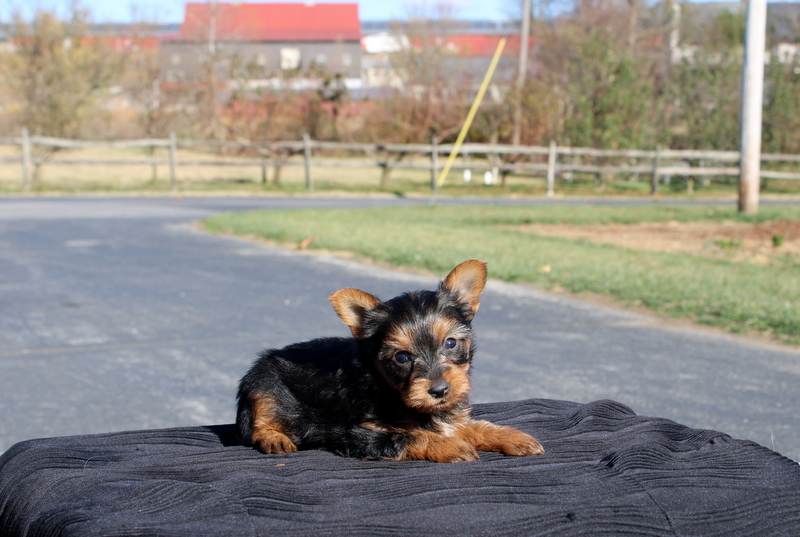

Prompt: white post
xmin=546 ymin=140 xmax=556 ymax=197
xmin=651 ymin=145 xmax=660 ymax=195
xmin=430 ymin=136 xmax=438 ymax=193
xmin=303 ymin=133 xmax=313 ymax=191
xmin=739 ymin=0 xmax=766 ymax=215
xmin=21 ymin=127 xmax=32 ymax=191
xmin=168 ymin=132 xmax=178 ymax=191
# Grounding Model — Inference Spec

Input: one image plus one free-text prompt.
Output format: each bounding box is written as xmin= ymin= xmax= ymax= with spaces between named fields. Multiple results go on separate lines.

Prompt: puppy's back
xmin=236 ymin=337 xmax=362 ymax=444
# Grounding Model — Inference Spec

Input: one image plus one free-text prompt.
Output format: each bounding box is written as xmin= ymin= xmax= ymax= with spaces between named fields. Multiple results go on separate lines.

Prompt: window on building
xmin=341 ymin=53 xmax=352 ymax=67
xmin=315 ymin=53 xmax=327 ymax=65
xmin=280 ymin=48 xmax=301 ymax=70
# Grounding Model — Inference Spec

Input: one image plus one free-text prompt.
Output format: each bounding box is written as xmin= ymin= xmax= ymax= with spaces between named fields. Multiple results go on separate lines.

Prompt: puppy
xmin=237 ymin=260 xmax=544 ymax=462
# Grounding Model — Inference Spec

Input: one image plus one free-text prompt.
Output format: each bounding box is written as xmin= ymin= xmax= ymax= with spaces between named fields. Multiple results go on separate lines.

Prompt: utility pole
xmin=208 ymin=0 xmax=217 ymax=55
xmin=739 ymin=0 xmax=767 ymax=215
xmin=205 ymin=0 xmax=221 ymax=141
xmin=668 ymin=0 xmax=681 ymax=65
xmin=627 ymin=0 xmax=639 ymax=54
xmin=512 ymin=0 xmax=531 ymax=146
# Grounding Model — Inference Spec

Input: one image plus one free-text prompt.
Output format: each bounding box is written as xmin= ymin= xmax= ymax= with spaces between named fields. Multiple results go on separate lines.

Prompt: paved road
xmin=1 ymin=196 xmax=798 ymax=463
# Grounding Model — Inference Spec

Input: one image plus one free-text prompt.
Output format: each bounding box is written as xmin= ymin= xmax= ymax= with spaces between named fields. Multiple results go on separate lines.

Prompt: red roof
xmin=409 ymin=35 xmax=532 ymax=57
xmin=178 ymin=2 xmax=360 ymax=42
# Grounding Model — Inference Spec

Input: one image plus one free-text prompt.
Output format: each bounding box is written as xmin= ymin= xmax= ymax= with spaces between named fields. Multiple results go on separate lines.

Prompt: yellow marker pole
xmin=435 ymin=38 xmax=506 ymax=190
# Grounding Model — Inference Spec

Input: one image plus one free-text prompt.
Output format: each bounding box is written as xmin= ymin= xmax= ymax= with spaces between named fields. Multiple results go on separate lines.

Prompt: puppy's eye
xmin=394 ymin=352 xmax=411 ymax=365
xmin=444 ymin=338 xmax=458 ymax=350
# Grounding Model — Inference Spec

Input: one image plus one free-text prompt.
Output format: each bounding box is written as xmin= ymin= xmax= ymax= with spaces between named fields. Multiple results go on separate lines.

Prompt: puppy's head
xmin=329 ymin=260 xmax=487 ymax=414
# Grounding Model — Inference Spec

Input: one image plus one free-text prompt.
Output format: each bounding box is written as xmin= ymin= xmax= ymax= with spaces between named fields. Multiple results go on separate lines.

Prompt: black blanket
xmin=1 ymin=399 xmax=799 ymax=536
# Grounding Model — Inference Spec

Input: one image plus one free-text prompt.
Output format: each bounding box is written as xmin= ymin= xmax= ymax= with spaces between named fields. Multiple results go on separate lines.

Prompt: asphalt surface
xmin=1 ymin=196 xmax=798 ymax=463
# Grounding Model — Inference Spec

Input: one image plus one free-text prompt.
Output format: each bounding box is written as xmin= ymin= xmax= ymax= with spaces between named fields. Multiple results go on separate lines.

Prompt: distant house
xmin=161 ymin=2 xmax=362 ymax=84
xmin=673 ymin=2 xmax=800 ymax=65
xmin=416 ymin=34 xmax=529 ymax=83
xmin=361 ymin=32 xmax=531 ymax=89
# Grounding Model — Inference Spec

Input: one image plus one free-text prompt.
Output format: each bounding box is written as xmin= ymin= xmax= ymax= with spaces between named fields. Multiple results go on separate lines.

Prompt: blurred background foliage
xmin=2 ymin=0 xmax=800 ymax=155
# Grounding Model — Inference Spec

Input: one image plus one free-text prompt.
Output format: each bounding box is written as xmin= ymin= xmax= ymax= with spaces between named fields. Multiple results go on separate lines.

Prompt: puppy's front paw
xmin=495 ymin=427 xmax=544 ymax=456
xmin=253 ymin=431 xmax=298 ymax=454
xmin=464 ymin=421 xmax=544 ymax=456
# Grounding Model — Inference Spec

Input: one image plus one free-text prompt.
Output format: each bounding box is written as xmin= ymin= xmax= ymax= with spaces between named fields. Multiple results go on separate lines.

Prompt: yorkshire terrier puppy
xmin=236 ymin=260 xmax=544 ymax=462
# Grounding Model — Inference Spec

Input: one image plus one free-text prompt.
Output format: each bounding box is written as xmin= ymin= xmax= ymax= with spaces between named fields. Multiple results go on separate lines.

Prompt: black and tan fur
xmin=236 ymin=260 xmax=544 ymax=462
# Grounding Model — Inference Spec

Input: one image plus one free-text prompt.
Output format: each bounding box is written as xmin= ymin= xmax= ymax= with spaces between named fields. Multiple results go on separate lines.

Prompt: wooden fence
xmin=2 ymin=128 xmax=800 ymax=194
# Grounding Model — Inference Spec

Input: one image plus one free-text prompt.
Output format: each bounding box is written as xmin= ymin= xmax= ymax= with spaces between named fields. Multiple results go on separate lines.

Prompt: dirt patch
xmin=509 ymin=220 xmax=800 ymax=264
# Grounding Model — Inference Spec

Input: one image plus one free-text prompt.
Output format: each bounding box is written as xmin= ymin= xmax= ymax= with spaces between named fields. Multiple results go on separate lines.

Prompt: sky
xmin=0 ymin=0 xmax=520 ymax=24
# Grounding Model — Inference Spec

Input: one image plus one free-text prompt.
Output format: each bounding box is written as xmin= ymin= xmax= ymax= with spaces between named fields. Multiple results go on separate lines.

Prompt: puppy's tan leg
xmin=251 ymin=394 xmax=297 ymax=454
xmin=459 ymin=419 xmax=544 ymax=456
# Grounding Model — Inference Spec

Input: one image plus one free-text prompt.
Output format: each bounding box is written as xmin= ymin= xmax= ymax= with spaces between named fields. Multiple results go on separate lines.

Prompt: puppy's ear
xmin=440 ymin=260 xmax=487 ymax=319
xmin=328 ymin=288 xmax=381 ymax=338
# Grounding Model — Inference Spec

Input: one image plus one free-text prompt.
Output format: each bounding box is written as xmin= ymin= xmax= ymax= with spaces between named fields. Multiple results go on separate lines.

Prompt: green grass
xmin=202 ymin=204 xmax=800 ymax=345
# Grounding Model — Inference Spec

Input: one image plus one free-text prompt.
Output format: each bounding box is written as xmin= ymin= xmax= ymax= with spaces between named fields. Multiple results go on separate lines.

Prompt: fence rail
xmin=3 ymin=129 xmax=800 ymax=193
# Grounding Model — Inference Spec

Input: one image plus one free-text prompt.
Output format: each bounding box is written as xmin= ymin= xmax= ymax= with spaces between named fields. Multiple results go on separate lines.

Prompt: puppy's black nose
xmin=428 ymin=381 xmax=450 ymax=399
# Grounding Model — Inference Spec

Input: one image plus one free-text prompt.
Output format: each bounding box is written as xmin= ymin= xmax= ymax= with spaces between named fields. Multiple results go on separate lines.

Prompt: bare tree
xmin=124 ymin=29 xmax=168 ymax=139
xmin=1 ymin=5 xmax=124 ymax=184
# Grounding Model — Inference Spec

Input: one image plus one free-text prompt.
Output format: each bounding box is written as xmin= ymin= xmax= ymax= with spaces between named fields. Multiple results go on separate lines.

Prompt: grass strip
xmin=203 ymin=204 xmax=800 ymax=345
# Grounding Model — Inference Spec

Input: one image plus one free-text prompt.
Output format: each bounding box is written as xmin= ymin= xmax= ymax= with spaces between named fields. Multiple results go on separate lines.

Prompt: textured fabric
xmin=1 ymin=399 xmax=798 ymax=537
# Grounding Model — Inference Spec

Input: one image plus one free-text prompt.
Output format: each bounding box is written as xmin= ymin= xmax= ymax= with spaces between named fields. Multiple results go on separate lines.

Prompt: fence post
xmin=430 ymin=136 xmax=439 ymax=193
xmin=168 ymin=132 xmax=178 ymax=191
xmin=546 ymin=140 xmax=557 ymax=197
xmin=150 ymin=144 xmax=158 ymax=183
xmin=651 ymin=144 xmax=661 ymax=195
xmin=273 ymin=150 xmax=282 ymax=186
xmin=303 ymin=133 xmax=313 ymax=192
xmin=261 ymin=158 xmax=267 ymax=184
xmin=21 ymin=127 xmax=32 ymax=191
